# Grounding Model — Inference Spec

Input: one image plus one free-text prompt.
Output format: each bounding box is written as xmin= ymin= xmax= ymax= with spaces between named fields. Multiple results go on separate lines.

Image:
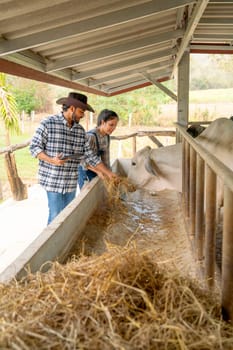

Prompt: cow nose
xmin=132 ymin=161 xmax=136 ymax=166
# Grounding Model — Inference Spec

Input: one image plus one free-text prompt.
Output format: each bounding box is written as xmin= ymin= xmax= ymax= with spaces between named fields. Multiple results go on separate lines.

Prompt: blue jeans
xmin=46 ymin=190 xmax=76 ymax=225
xmin=78 ymin=165 xmax=97 ymax=189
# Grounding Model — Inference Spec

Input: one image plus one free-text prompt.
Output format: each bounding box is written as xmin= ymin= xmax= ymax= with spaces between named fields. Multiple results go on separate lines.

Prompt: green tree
xmin=0 ymin=73 xmax=20 ymax=145
xmin=14 ymin=87 xmax=38 ymax=114
xmin=8 ymin=77 xmax=53 ymax=115
xmin=88 ymin=83 xmax=174 ymax=126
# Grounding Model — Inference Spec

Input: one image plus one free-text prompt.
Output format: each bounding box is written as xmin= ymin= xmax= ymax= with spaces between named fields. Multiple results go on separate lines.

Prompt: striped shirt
xmin=30 ymin=114 xmax=100 ymax=193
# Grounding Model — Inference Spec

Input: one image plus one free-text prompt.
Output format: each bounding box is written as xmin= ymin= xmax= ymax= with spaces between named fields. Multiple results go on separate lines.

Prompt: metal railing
xmin=176 ymin=123 xmax=233 ymax=321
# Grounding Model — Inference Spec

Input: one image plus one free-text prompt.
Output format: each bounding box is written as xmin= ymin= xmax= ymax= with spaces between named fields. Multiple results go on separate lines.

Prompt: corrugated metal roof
xmin=0 ymin=0 xmax=232 ymax=96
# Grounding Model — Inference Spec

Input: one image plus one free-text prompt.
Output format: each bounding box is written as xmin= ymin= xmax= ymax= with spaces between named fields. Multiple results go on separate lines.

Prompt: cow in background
xmin=126 ymin=118 xmax=233 ymax=193
xmin=186 ymin=124 xmax=206 ymax=138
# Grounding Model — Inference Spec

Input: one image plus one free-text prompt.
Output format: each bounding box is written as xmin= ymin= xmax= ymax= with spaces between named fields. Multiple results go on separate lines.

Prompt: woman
xmin=78 ymin=109 xmax=119 ymax=189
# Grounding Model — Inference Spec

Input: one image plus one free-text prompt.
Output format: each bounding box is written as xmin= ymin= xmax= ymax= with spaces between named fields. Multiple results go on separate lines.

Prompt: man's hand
xmin=37 ymin=152 xmax=67 ymax=166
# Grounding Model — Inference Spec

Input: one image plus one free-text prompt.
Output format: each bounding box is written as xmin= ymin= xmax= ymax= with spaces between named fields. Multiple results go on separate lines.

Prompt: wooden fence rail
xmin=0 ymin=130 xmax=175 ymax=200
xmin=111 ymin=129 xmax=176 ymax=156
xmin=176 ymin=123 xmax=233 ymax=321
xmin=0 ymin=139 xmax=31 ymax=155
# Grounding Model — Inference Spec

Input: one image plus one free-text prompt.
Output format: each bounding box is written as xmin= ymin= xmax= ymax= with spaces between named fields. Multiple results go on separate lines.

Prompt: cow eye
xmin=132 ymin=161 xmax=136 ymax=166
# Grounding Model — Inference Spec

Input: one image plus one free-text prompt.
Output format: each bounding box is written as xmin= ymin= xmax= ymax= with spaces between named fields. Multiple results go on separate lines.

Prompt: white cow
xmin=127 ymin=143 xmax=182 ymax=192
xmin=126 ymin=118 xmax=233 ymax=193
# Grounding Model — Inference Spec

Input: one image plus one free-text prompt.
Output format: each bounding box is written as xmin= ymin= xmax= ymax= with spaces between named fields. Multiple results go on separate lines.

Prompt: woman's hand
xmin=87 ymin=164 xmax=118 ymax=180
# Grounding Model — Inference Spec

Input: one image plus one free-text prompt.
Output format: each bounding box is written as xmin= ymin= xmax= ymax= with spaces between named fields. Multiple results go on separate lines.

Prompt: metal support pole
xmin=221 ymin=186 xmax=233 ymax=321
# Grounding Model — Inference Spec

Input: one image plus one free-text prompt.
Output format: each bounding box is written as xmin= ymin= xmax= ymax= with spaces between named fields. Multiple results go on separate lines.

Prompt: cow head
xmin=127 ymin=144 xmax=182 ymax=192
xmin=125 ymin=144 xmax=182 ymax=191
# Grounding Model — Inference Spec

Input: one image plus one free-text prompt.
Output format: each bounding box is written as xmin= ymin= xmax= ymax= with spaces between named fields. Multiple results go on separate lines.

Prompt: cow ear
xmin=145 ymin=158 xmax=160 ymax=177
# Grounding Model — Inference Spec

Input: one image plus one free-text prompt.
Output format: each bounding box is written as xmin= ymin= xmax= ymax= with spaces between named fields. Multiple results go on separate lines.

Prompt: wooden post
xmin=4 ymin=152 xmax=28 ymax=201
xmin=177 ymin=51 xmax=189 ymax=128
xmin=195 ymin=154 xmax=205 ymax=260
xmin=181 ymin=138 xmax=186 ymax=214
xmin=221 ymin=186 xmax=233 ymax=321
xmin=184 ymin=141 xmax=190 ymax=218
xmin=132 ymin=136 xmax=136 ymax=156
xmin=204 ymin=164 xmax=216 ymax=288
xmin=190 ymin=146 xmax=196 ymax=236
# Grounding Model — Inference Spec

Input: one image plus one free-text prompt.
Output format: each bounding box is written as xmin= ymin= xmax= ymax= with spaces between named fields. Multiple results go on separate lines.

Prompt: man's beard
xmin=72 ymin=111 xmax=77 ymax=124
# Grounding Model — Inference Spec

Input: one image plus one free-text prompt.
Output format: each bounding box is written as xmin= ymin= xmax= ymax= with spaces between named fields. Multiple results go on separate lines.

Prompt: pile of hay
xmin=0 ymin=248 xmax=233 ymax=349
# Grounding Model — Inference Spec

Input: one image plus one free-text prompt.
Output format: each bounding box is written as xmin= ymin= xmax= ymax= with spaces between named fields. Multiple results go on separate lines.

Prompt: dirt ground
xmin=68 ymin=188 xmax=198 ymax=278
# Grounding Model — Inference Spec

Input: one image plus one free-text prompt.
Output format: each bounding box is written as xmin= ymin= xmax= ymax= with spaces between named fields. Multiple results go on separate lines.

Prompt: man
xmin=30 ymin=92 xmax=116 ymax=225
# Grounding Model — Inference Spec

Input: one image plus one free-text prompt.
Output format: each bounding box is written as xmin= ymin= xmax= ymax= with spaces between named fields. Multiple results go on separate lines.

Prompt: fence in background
xmin=0 ymin=130 xmax=175 ymax=200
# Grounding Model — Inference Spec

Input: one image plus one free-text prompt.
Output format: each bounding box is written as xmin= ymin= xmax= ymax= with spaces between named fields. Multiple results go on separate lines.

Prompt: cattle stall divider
xmin=176 ymin=123 xmax=233 ymax=322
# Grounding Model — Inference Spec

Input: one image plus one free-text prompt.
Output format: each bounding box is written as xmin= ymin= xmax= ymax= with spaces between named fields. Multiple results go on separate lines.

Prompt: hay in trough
xmin=0 ymin=248 xmax=233 ymax=350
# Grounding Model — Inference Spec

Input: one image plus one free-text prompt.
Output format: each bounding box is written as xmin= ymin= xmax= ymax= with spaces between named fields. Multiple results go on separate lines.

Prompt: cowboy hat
xmin=56 ymin=92 xmax=94 ymax=112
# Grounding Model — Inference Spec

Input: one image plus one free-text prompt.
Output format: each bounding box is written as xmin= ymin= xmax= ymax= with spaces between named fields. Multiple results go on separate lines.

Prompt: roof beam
xmin=104 ymin=69 xmax=172 ymax=93
xmin=105 ymin=79 xmax=151 ymax=94
xmin=72 ymin=48 xmax=177 ymax=81
xmin=0 ymin=58 xmax=107 ymax=96
xmin=0 ymin=0 xmax=194 ymax=56
xmin=199 ymin=18 xmax=233 ymax=25
xmin=142 ymin=72 xmax=177 ymax=101
xmin=190 ymin=44 xmax=233 ymax=53
xmin=106 ymin=75 xmax=171 ymax=95
xmin=209 ymin=0 xmax=233 ymax=3
xmin=46 ymin=29 xmax=184 ymax=72
xmin=172 ymin=0 xmax=210 ymax=77
xmin=87 ymin=59 xmax=174 ymax=87
xmin=193 ymin=33 xmax=233 ymax=41
xmin=0 ymin=0 xmax=68 ymax=20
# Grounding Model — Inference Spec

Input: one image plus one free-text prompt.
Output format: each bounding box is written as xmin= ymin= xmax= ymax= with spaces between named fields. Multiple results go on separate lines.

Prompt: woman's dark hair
xmin=97 ymin=109 xmax=119 ymax=126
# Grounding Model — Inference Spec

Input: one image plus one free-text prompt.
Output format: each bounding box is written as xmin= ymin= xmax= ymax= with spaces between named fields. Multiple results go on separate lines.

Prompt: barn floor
xmin=0 ymin=184 xmax=81 ymax=277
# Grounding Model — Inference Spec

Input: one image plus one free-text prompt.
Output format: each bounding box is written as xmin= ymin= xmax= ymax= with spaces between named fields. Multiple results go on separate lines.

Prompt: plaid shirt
xmin=30 ymin=114 xmax=100 ymax=193
xmin=87 ymin=128 xmax=110 ymax=168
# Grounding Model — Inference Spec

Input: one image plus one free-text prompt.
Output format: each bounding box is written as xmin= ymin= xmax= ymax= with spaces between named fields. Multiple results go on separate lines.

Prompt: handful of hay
xmin=0 ymin=248 xmax=233 ymax=349
xmin=103 ymin=176 xmax=136 ymax=206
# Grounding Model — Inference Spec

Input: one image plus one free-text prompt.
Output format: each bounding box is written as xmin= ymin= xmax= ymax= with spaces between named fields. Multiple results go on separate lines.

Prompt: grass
xmin=0 ymin=128 xmax=38 ymax=182
xmin=190 ymin=88 xmax=233 ymax=103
